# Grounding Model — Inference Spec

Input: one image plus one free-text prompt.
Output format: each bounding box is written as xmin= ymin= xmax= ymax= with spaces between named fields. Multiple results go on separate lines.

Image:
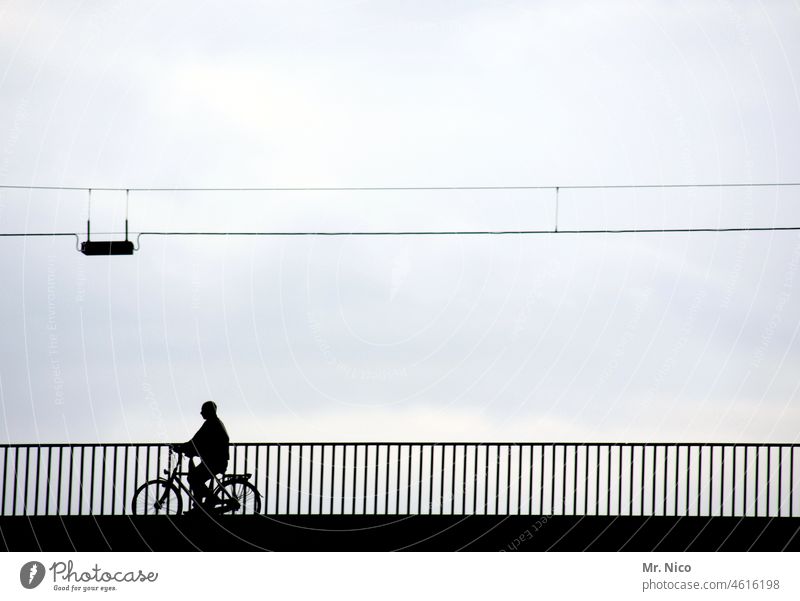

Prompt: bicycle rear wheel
xmin=219 ymin=481 xmax=261 ymax=515
xmin=131 ymin=480 xmax=183 ymax=515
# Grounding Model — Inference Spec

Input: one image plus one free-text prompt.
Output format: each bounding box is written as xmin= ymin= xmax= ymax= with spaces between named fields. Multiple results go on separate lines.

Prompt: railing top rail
xmin=1 ymin=441 xmax=799 ymax=448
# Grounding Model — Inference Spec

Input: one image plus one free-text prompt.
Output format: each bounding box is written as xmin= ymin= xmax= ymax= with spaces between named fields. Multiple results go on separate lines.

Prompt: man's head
xmin=200 ymin=401 xmax=217 ymax=420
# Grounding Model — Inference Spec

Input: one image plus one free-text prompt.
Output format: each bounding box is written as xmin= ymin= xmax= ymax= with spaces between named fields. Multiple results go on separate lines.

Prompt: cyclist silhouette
xmin=171 ymin=401 xmax=230 ymax=510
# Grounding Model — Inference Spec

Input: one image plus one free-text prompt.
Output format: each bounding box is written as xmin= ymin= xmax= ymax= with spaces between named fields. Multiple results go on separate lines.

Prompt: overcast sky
xmin=1 ymin=0 xmax=799 ymax=445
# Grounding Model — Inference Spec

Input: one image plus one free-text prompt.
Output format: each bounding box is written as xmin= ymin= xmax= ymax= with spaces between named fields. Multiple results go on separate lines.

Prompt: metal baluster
xmin=318 ymin=445 xmax=323 ymax=515
xmin=419 ymin=445 xmax=425 ymax=514
xmin=573 ymin=445 xmax=578 ymax=515
xmin=13 ymin=447 xmax=23 ymax=516
xmin=628 ymin=446 xmax=634 ymax=516
xmin=22 ymin=447 xmax=31 ymax=515
xmin=467 ymin=446 xmax=475 ymax=515
xmin=606 ymin=446 xmax=611 ymax=515
xmin=266 ymin=445 xmax=272 ymax=515
xmin=287 ymin=445 xmax=293 ymax=514
xmin=779 ymin=447 xmax=783 ymax=517
xmin=708 ymin=445 xmax=714 ymax=517
xmin=573 ymin=445 xmax=581 ymax=515
xmin=685 ymin=446 xmax=691 ymax=516
xmin=340 ymin=445 xmax=346 ymax=515
xmin=0 ymin=447 xmax=7 ymax=516
xmin=585 ymin=445 xmax=590 ymax=516
xmin=790 ymin=447 xmax=795 ymax=518
xmin=617 ymin=446 xmax=622 ymax=516
xmin=350 ymin=445 xmax=357 ymax=515
xmin=398 ymin=445 xmax=403 ymax=516
xmin=430 ymin=445 xmax=436 ymax=515
xmin=595 ymin=445 xmax=601 ymax=516
xmin=165 ymin=446 xmax=171 ymax=515
xmin=406 ymin=445 xmax=412 ymax=514
xmin=697 ymin=446 xmax=702 ymax=517
xmin=519 ymin=445 xmax=525 ymax=515
xmin=731 ymin=446 xmax=737 ymax=517
xmin=721 ymin=446 xmax=726 ymax=517
xmin=122 ymin=447 xmax=128 ymax=516
xmin=479 ymin=445 xmax=487 ymax=515
xmin=473 ymin=444 xmax=479 ymax=515
xmin=149 ymin=446 xmax=156 ymax=514
xmin=506 ymin=445 xmax=512 ymax=515
xmin=57 ymin=446 xmax=64 ymax=515
xmin=155 ymin=446 xmax=161 ymax=514
xmin=640 ymin=446 xmax=645 ymax=516
xmin=329 ymin=445 xmax=336 ymax=515
xmin=68 ymin=446 xmax=75 ymax=515
xmin=79 ymin=446 xmax=87 ymax=515
xmin=398 ymin=445 xmax=403 ymax=515
xmin=376 ymin=445 xmax=382 ymax=514
xmin=562 ymin=445 xmax=567 ymax=515
xmin=551 ymin=444 xmax=557 ymax=516
xmin=744 ymin=447 xmax=749 ymax=516
xmin=645 ymin=446 xmax=652 ymax=516
xmin=252 ymin=445 xmax=260 ymax=515
xmin=450 ymin=445 xmax=456 ymax=515
xmin=406 ymin=444 xmax=411 ymax=515
xmin=296 ymin=444 xmax=303 ymax=515
xmin=276 ymin=445 xmax=282 ymax=514
xmin=540 ymin=445 xmax=546 ymax=515
xmin=662 ymin=446 xmax=667 ymax=516
xmin=529 ymin=446 xmax=535 ymax=515
xmin=45 ymin=447 xmax=53 ymax=515
xmin=437 ymin=445 xmax=444 ymax=515
xmin=100 ymin=446 xmax=107 ymax=515
xmin=296 ymin=445 xmax=303 ymax=515
xmin=767 ymin=447 xmax=772 ymax=517
xmin=144 ymin=446 xmax=151 ymax=515
xmin=673 ymin=447 xmax=678 ymax=517
xmin=33 ymin=447 xmax=41 ymax=516
xmin=755 ymin=447 xmax=760 ymax=517
xmin=248 ymin=444 xmax=254 ymax=515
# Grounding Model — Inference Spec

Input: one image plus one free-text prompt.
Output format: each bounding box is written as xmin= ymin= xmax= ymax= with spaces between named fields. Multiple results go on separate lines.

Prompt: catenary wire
xmin=1 ymin=182 xmax=798 ymax=241
xmin=1 ymin=182 xmax=800 ymax=192
xmin=2 ymin=226 xmax=800 ymax=239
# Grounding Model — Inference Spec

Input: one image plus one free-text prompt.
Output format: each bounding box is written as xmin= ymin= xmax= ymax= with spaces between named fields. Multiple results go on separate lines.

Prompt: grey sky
xmin=1 ymin=1 xmax=799 ymax=444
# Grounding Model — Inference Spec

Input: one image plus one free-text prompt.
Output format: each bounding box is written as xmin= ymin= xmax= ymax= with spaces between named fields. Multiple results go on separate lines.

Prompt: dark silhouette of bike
xmin=131 ymin=449 xmax=261 ymax=515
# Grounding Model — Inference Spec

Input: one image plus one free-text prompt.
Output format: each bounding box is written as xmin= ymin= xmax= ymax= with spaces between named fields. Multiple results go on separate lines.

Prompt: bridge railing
xmin=0 ymin=443 xmax=797 ymax=517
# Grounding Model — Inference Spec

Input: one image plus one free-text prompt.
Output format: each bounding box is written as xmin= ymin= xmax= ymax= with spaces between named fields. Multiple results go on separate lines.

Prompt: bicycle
xmin=131 ymin=449 xmax=261 ymax=515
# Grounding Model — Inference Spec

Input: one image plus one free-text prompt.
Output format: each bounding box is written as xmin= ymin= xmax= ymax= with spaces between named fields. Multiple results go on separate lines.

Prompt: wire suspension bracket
xmin=554 ymin=187 xmax=559 ymax=233
xmin=79 ymin=188 xmax=135 ymax=256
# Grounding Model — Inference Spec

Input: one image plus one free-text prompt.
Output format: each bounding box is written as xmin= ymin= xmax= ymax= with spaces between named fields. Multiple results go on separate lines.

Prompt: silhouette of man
xmin=171 ymin=401 xmax=230 ymax=510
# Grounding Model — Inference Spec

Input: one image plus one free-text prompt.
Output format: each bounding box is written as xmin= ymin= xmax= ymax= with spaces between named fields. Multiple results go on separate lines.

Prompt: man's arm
xmin=171 ymin=427 xmax=205 ymax=457
xmin=170 ymin=441 xmax=192 ymax=456
xmin=174 ymin=422 xmax=212 ymax=457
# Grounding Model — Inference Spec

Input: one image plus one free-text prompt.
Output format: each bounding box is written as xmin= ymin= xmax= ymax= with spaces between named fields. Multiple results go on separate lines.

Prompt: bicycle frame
xmin=132 ymin=449 xmax=261 ymax=516
xmin=161 ymin=451 xmax=237 ymax=508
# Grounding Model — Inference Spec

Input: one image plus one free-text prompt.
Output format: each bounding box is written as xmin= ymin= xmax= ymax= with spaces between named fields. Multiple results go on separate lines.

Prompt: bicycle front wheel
xmin=131 ymin=480 xmax=183 ymax=515
xmin=219 ymin=481 xmax=261 ymax=515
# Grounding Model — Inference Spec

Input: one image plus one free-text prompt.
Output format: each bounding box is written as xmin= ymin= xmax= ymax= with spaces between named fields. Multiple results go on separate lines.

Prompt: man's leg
xmin=187 ymin=462 xmax=213 ymax=508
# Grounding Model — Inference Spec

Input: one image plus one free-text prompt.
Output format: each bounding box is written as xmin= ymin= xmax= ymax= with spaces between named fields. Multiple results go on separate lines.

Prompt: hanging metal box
xmin=80 ymin=240 xmax=135 ymax=255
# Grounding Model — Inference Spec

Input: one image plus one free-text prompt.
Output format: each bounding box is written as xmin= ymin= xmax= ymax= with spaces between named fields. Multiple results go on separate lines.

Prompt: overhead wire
xmin=1 ymin=226 xmax=800 ymax=239
xmin=1 ymin=181 xmax=799 ymax=243
xmin=1 ymin=182 xmax=800 ymax=192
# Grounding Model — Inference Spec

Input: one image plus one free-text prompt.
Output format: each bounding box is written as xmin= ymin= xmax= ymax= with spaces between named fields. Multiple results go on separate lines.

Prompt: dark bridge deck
xmin=2 ymin=515 xmax=799 ymax=551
